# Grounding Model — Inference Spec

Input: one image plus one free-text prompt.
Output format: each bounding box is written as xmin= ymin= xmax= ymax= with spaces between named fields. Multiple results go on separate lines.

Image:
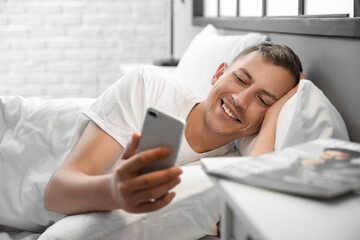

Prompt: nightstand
xmin=216 ymin=179 xmax=360 ymax=240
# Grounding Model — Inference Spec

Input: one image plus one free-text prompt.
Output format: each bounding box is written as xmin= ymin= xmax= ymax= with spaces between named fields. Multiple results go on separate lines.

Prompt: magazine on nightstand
xmin=201 ymin=138 xmax=360 ymax=199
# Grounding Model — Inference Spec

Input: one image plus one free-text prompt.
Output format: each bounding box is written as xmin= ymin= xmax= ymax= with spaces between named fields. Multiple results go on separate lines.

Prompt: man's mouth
xmin=221 ymin=100 xmax=241 ymax=122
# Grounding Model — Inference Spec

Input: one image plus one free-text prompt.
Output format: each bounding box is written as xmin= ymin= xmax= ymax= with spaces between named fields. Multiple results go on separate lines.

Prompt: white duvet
xmin=0 ymin=96 xmax=221 ymax=239
xmin=0 ymin=96 xmax=93 ymax=232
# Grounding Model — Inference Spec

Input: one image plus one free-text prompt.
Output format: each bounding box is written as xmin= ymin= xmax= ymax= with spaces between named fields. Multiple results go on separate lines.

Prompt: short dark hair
xmin=232 ymin=41 xmax=303 ymax=85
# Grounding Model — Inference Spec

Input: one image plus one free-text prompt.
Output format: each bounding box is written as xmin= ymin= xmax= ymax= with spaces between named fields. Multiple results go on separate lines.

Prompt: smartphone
xmin=137 ymin=107 xmax=186 ymax=174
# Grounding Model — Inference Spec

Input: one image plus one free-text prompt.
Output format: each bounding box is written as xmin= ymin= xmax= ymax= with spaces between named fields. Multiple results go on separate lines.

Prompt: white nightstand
xmin=216 ymin=179 xmax=360 ymax=240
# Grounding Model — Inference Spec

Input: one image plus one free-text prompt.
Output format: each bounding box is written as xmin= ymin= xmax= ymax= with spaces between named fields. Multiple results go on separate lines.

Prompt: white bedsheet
xmin=0 ymin=96 xmax=93 ymax=231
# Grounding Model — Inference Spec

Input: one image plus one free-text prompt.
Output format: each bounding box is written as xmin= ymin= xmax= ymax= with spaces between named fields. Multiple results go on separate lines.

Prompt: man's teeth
xmin=222 ymin=103 xmax=238 ymax=120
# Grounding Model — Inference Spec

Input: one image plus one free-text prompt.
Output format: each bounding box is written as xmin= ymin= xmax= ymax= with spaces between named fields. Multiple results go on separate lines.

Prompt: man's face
xmin=202 ymin=51 xmax=295 ymax=139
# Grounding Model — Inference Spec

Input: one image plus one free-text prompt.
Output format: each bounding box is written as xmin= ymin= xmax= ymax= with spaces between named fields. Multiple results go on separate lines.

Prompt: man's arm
xmin=44 ymin=121 xmax=182 ymax=215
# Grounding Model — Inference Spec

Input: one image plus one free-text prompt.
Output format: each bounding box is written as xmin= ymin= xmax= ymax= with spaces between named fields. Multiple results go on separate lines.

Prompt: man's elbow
xmin=43 ymin=175 xmax=59 ymax=212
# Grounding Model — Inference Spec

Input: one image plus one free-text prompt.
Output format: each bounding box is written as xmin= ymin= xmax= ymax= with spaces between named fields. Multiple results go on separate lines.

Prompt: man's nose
xmin=232 ymin=90 xmax=251 ymax=110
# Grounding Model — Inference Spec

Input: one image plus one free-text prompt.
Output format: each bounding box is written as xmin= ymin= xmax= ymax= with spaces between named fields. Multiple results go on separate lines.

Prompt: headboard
xmin=191 ymin=3 xmax=360 ymax=143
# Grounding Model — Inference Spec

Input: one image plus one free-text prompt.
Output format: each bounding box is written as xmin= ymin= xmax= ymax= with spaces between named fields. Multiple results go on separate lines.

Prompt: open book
xmin=201 ymin=138 xmax=360 ymax=199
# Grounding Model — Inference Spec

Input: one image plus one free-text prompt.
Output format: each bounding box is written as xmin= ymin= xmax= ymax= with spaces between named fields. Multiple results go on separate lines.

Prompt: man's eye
xmin=236 ymin=75 xmax=246 ymax=85
xmin=259 ymin=97 xmax=270 ymax=107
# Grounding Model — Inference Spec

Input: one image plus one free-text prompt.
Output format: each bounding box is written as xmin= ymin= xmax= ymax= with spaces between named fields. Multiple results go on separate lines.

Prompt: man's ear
xmin=211 ymin=62 xmax=228 ymax=85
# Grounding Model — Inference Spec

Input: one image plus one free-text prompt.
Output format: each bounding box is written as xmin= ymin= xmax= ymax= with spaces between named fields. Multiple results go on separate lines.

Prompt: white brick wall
xmin=0 ymin=0 xmax=170 ymax=99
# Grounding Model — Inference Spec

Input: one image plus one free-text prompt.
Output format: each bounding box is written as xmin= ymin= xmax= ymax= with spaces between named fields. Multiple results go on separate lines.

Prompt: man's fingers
xmin=131 ymin=167 xmax=182 ymax=191
xmin=121 ymin=133 xmax=141 ymax=160
xmin=114 ymin=167 xmax=181 ymax=212
xmin=119 ymin=166 xmax=182 ymax=192
xmin=276 ymin=84 xmax=298 ymax=106
xmin=300 ymin=72 xmax=306 ymax=80
xmin=132 ymin=192 xmax=176 ymax=213
xmin=284 ymin=84 xmax=298 ymax=97
xmin=131 ymin=176 xmax=181 ymax=205
xmin=119 ymin=147 xmax=172 ymax=173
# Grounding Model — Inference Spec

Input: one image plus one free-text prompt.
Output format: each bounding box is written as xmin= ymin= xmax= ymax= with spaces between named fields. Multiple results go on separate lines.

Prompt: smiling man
xmin=186 ymin=45 xmax=300 ymax=155
xmin=44 ymin=42 xmax=303 ymax=216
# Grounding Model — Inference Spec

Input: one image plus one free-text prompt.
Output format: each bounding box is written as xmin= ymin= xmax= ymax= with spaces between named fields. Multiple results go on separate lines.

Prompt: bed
xmin=1 ymin=5 xmax=360 ymax=240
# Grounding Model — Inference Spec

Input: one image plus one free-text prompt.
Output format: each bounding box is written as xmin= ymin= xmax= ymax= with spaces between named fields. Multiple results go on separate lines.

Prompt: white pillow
xmin=0 ymin=96 xmax=93 ymax=232
xmin=235 ymin=80 xmax=349 ymax=155
xmin=39 ymin=166 xmax=219 ymax=240
xmin=174 ymin=24 xmax=266 ymax=96
xmin=274 ymin=79 xmax=349 ymax=150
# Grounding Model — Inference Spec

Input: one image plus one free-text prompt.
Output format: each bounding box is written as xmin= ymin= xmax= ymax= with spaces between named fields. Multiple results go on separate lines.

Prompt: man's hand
xmin=263 ymin=72 xmax=305 ymax=126
xmin=109 ymin=133 xmax=183 ymax=213
xmin=249 ymin=84 xmax=299 ymax=156
xmin=265 ymin=84 xmax=298 ymax=120
xmin=300 ymin=72 xmax=306 ymax=80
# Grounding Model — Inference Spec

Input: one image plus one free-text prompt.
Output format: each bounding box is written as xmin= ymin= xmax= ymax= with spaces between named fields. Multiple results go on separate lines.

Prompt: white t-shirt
xmin=84 ymin=66 xmax=235 ymax=165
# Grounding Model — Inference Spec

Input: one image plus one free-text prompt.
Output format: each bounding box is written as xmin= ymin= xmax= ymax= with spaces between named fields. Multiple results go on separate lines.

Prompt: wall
xmin=0 ymin=0 xmax=354 ymax=99
xmin=0 ymin=0 xmax=170 ymax=98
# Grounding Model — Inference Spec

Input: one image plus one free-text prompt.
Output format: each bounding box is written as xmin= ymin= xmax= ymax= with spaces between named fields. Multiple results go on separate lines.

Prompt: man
xmin=44 ymin=42 xmax=303 ymax=215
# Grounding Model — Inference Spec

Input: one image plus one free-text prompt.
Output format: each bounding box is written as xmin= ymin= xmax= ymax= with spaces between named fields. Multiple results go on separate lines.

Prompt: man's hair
xmin=232 ymin=41 xmax=303 ymax=85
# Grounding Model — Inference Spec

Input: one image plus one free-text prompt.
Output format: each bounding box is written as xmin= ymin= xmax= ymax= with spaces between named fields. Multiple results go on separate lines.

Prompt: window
xmin=193 ymin=0 xmax=360 ymax=38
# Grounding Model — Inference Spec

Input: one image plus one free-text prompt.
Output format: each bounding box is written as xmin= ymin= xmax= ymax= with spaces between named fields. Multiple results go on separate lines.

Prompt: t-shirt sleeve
xmin=83 ymin=67 xmax=149 ymax=148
